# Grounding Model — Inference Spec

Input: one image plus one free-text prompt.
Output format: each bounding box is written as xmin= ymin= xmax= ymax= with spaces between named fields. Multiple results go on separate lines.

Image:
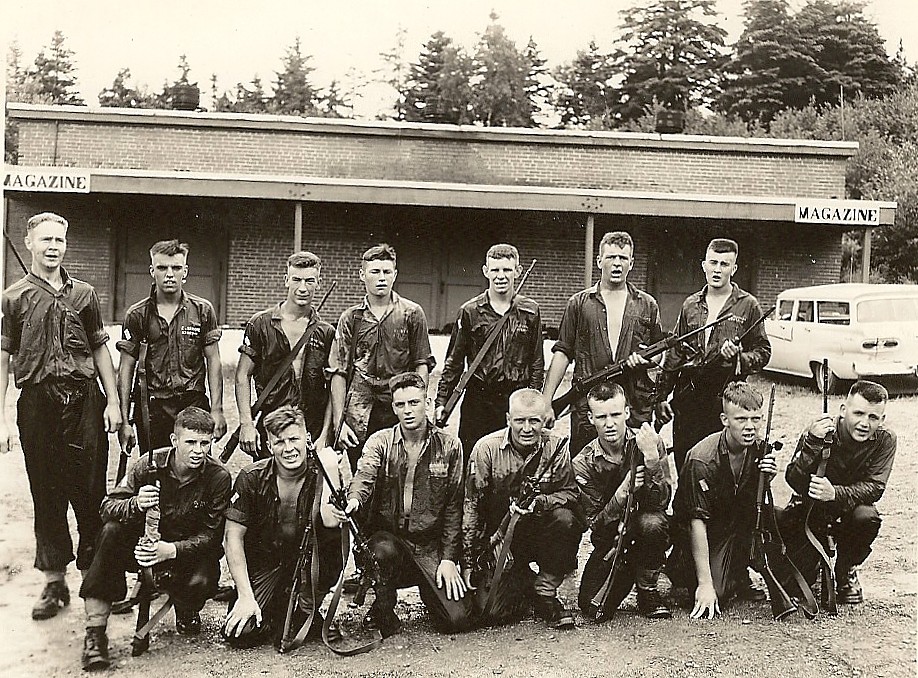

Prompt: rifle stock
xmin=551 ymin=315 xmax=730 ymax=416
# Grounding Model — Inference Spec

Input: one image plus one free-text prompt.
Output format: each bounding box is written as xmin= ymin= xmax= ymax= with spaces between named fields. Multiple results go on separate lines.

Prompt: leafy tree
xmin=98 ymin=68 xmax=159 ymax=108
xmin=29 ymin=30 xmax=84 ymax=105
xmin=272 ymin=38 xmax=320 ymax=115
xmin=6 ymin=41 xmax=55 ymax=162
xmin=614 ymin=0 xmax=727 ymax=124
xmin=553 ymin=41 xmax=619 ymax=128
xmin=404 ymin=31 xmax=472 ymax=124
xmin=470 ymin=12 xmax=534 ymax=127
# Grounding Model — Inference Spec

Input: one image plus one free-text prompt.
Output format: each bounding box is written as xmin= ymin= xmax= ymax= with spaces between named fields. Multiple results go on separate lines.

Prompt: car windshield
xmin=857 ymin=298 xmax=918 ymax=323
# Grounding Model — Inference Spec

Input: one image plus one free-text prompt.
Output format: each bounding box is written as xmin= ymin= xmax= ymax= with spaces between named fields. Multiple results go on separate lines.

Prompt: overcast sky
xmin=5 ymin=0 xmax=917 ymax=116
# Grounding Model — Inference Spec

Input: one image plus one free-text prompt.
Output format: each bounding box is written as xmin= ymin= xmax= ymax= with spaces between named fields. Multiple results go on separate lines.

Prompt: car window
xmin=858 ymin=298 xmax=918 ymax=323
xmin=778 ymin=299 xmax=794 ymax=321
xmin=796 ymin=300 xmax=814 ymax=323
xmin=817 ymin=301 xmax=850 ymax=325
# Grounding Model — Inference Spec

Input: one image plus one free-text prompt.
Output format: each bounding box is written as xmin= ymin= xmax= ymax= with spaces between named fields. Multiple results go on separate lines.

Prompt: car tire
xmin=813 ymin=361 xmax=841 ymax=395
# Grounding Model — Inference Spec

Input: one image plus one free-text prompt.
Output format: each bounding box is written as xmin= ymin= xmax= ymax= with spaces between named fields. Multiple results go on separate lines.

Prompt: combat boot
xmin=533 ymin=594 xmax=575 ymax=629
xmin=31 ymin=580 xmax=70 ymax=620
xmin=637 ymin=588 xmax=673 ymax=619
xmin=837 ymin=565 xmax=864 ymax=604
xmin=81 ymin=626 xmax=110 ymax=671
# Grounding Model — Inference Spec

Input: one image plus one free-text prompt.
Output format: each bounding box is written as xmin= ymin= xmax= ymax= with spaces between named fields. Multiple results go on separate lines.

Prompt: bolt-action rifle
xmin=551 ymin=316 xmax=730 ymax=417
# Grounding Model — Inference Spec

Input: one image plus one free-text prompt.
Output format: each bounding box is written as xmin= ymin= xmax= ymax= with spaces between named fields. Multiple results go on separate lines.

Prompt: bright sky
xmin=5 ymin=0 xmax=917 ymax=117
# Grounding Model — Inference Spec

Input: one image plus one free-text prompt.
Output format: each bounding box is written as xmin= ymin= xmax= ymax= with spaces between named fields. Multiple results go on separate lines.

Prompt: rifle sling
xmin=803 ymin=449 xmax=837 ymax=614
xmin=134 ymin=595 xmax=173 ymax=640
xmin=766 ymin=486 xmax=819 ymax=618
xmin=251 ymin=318 xmax=322 ymax=418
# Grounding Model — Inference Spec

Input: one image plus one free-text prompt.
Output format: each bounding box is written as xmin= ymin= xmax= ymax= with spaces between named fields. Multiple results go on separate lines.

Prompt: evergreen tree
xmin=377 ymin=26 xmax=410 ymax=120
xmin=98 ymin=68 xmax=155 ymax=108
xmin=523 ymin=37 xmax=553 ymax=126
xmin=553 ymin=41 xmax=618 ymax=127
xmin=470 ymin=12 xmax=534 ymax=127
xmin=615 ymin=0 xmax=727 ymax=124
xmin=30 ymin=30 xmax=84 ymax=105
xmin=272 ymin=38 xmax=320 ymax=115
xmin=320 ymin=79 xmax=351 ymax=118
xmin=404 ymin=31 xmax=472 ymax=124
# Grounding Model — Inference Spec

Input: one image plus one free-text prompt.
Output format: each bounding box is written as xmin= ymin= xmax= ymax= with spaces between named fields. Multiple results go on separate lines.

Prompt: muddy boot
xmin=364 ymin=585 xmax=401 ymax=638
xmin=734 ymin=573 xmax=767 ymax=603
xmin=836 ymin=565 xmax=864 ymax=604
xmin=175 ymin=607 xmax=202 ymax=636
xmin=533 ymin=595 xmax=575 ymax=630
xmin=637 ymin=588 xmax=673 ymax=620
xmin=81 ymin=626 xmax=110 ymax=671
xmin=32 ymin=580 xmax=70 ymax=620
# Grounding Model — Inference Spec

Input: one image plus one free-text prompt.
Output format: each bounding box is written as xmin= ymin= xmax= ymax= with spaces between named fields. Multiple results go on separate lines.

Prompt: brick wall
xmin=756 ymin=224 xmax=844 ymax=309
xmin=14 ymin=115 xmax=849 ymax=200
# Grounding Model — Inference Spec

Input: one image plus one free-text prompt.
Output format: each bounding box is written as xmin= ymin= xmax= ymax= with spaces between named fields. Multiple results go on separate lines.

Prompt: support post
xmin=861 ymin=227 xmax=872 ymax=283
xmin=294 ymin=202 xmax=303 ymax=252
xmin=584 ymin=214 xmax=595 ymax=289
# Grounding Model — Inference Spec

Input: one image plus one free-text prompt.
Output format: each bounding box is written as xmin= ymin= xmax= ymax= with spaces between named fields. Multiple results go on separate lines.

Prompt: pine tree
xmin=29 ymin=30 xmax=84 ymax=105
xmin=523 ymin=37 xmax=553 ymax=126
xmin=553 ymin=41 xmax=618 ymax=127
xmin=377 ymin=26 xmax=410 ymax=120
xmin=320 ymin=79 xmax=351 ymax=118
xmin=470 ymin=12 xmax=533 ymax=127
xmin=272 ymin=38 xmax=320 ymax=115
xmin=615 ymin=0 xmax=727 ymax=124
xmin=404 ymin=31 xmax=472 ymax=124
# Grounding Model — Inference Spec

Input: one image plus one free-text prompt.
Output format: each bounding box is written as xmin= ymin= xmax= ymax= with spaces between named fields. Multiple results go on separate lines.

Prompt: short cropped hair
xmin=508 ymin=388 xmax=546 ymax=412
xmin=486 ymin=243 xmax=520 ymax=263
xmin=599 ymin=231 xmax=634 ymax=252
xmin=707 ymin=238 xmax=739 ymax=256
xmin=150 ymin=239 xmax=189 ymax=259
xmin=722 ymin=381 xmax=763 ymax=412
xmin=848 ymin=380 xmax=888 ymax=404
xmin=263 ymin=405 xmax=307 ymax=438
xmin=362 ymin=243 xmax=397 ymax=266
xmin=27 ymin=212 xmax=68 ymax=231
xmin=389 ymin=372 xmax=426 ymax=395
xmin=174 ymin=406 xmax=215 ymax=435
xmin=587 ymin=381 xmax=626 ymax=406
xmin=287 ymin=251 xmax=322 ymax=270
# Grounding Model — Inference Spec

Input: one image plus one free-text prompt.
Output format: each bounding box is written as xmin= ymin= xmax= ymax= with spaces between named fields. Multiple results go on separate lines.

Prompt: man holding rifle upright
xmin=655 ymin=238 xmax=772 ymax=472
xmin=542 ymin=231 xmax=665 ymax=457
xmin=117 ymin=239 xmax=225 ymax=454
xmin=235 ymin=251 xmax=335 ymax=459
xmin=436 ymin=243 xmax=543 ymax=462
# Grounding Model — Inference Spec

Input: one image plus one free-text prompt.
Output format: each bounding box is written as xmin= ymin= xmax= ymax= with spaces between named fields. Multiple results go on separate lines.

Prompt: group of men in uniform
xmin=0 ymin=213 xmax=897 ymax=671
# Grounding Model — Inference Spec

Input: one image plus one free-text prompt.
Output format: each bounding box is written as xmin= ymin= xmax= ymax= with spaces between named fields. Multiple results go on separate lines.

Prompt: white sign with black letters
xmin=3 ymin=166 xmax=91 ymax=193
xmin=794 ymin=199 xmax=880 ymax=226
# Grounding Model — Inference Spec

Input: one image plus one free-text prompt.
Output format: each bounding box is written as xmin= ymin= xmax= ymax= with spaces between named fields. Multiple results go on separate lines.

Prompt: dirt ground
xmin=0 ymin=371 xmax=915 ymax=678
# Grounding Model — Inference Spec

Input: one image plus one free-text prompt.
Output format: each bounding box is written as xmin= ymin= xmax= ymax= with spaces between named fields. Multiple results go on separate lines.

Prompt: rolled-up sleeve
xmin=551 ymin=295 xmax=579 ymax=360
xmin=678 ymin=459 xmax=715 ymax=522
xmin=1 ymin=293 xmax=20 ymax=354
xmin=115 ymin=306 xmax=143 ymax=358
xmin=202 ymin=302 xmax=222 ymax=345
xmin=347 ymin=430 xmax=384 ymax=507
xmin=408 ymin=306 xmax=436 ymax=370
xmin=224 ymin=470 xmax=257 ymax=526
xmin=85 ymin=290 xmax=109 ymax=350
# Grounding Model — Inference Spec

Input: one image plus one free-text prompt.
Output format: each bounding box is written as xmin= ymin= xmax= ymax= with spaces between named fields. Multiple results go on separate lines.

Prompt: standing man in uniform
xmin=0 ymin=212 xmax=121 ymax=621
xmin=436 ymin=243 xmax=543 ymax=460
xmin=334 ymin=373 xmax=470 ymax=637
xmin=463 ymin=389 xmax=584 ymax=629
xmin=223 ymin=406 xmax=350 ymax=648
xmin=655 ymin=238 xmax=772 ymax=472
xmin=236 ymin=251 xmax=335 ymax=459
xmin=329 ymin=243 xmax=435 ymax=470
xmin=542 ymin=231 xmax=665 ymax=457
xmin=117 ymin=239 xmax=225 ymax=453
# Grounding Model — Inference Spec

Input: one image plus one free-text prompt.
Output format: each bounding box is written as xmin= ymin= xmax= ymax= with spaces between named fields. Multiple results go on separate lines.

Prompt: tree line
xmin=5 ymin=1 xmax=916 ymax=282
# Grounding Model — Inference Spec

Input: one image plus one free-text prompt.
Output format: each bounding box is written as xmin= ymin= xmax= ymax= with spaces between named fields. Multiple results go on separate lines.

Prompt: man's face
xmin=482 ymin=256 xmax=521 ymax=296
xmin=285 ymin=265 xmax=320 ymax=308
xmin=25 ymin=220 xmax=67 ymax=272
xmin=170 ymin=426 xmax=212 ymax=471
xmin=587 ymin=394 xmax=630 ymax=448
xmin=267 ymin=422 xmax=310 ymax=471
xmin=507 ymin=397 xmax=545 ymax=451
xmin=720 ymin=400 xmax=763 ymax=448
xmin=839 ymin=393 xmax=885 ymax=443
xmin=150 ymin=252 xmax=187 ymax=295
xmin=597 ymin=243 xmax=633 ymax=286
xmin=360 ymin=258 xmax=397 ymax=299
xmin=392 ymin=385 xmax=427 ymax=432
xmin=701 ymin=248 xmax=737 ymax=290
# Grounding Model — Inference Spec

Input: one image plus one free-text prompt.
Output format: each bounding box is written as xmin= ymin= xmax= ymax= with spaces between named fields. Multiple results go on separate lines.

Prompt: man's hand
xmin=436 ymin=560 xmax=467 ymax=601
xmin=808 ymin=476 xmax=837 ymax=503
xmin=434 ymin=405 xmax=447 ymax=426
xmin=614 ymin=467 xmax=645 ymax=505
xmin=543 ymin=402 xmax=557 ymax=429
xmin=337 ymin=422 xmax=359 ymax=449
xmin=329 ymin=497 xmax=359 ymax=523
xmin=136 ymin=484 xmax=160 ymax=511
xmin=690 ymin=583 xmax=720 ymax=619
xmin=635 ymin=423 xmax=661 ymax=466
xmin=103 ymin=401 xmax=122 ymax=433
xmin=624 ymin=350 xmax=651 ymax=369
xmin=224 ymin=594 xmax=262 ymax=638
xmin=655 ymin=401 xmax=674 ymax=425
xmin=807 ymin=415 xmax=836 ymax=440
xmin=758 ymin=449 xmax=778 ymax=476
xmin=134 ymin=540 xmax=176 ymax=567
xmin=239 ymin=422 xmax=259 ymax=455
xmin=510 ymin=499 xmax=534 ymax=516
xmin=0 ymin=421 xmax=10 ymax=455
xmin=118 ymin=422 xmax=136 ymax=454
xmin=462 ymin=568 xmax=476 ymax=591
xmin=719 ymin=338 xmax=741 ymax=360
xmin=211 ymin=410 xmax=227 ymax=442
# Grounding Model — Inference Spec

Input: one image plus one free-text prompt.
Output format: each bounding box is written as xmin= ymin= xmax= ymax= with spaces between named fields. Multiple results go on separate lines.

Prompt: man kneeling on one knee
xmin=80 ymin=407 xmax=231 ymax=670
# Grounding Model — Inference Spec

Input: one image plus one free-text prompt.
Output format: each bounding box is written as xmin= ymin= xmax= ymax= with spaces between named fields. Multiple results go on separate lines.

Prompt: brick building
xmin=3 ymin=104 xmax=895 ymax=333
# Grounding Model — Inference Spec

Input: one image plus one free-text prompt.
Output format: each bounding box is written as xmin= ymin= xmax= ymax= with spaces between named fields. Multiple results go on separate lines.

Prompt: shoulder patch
xmin=230 ymin=491 xmax=240 ymax=504
xmin=575 ymin=475 xmax=589 ymax=486
xmin=698 ymin=479 xmax=709 ymax=492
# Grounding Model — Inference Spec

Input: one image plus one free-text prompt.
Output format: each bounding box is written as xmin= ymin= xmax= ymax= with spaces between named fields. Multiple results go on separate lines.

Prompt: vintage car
xmin=764 ymin=283 xmax=918 ymax=393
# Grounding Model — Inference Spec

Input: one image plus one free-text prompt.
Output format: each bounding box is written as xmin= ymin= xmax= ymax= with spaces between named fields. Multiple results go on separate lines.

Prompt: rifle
xmin=802 ymin=359 xmax=838 ymax=615
xmin=123 ymin=335 xmax=153 ymax=479
xmin=582 ymin=441 xmax=641 ymax=622
xmin=221 ymin=281 xmax=337 ymax=463
xmin=436 ymin=259 xmax=537 ymax=427
xmin=552 ymin=315 xmax=730 ymax=417
xmin=749 ymin=384 xmax=800 ymax=621
xmin=471 ymin=438 xmax=568 ymax=617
